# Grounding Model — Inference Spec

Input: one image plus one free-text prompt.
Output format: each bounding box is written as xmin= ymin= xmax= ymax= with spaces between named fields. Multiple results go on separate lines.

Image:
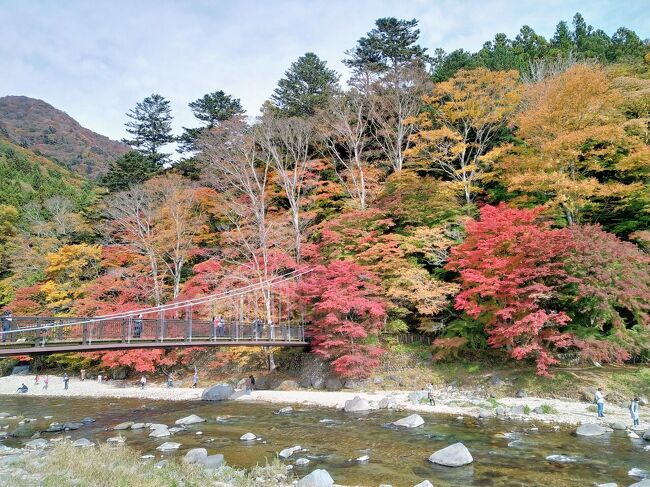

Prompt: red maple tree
xmin=297 ymin=260 xmax=386 ymax=378
xmin=446 ymin=204 xmax=575 ymax=375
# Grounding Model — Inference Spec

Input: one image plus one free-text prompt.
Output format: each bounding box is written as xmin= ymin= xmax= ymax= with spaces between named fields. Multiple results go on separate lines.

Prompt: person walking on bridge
xmin=1 ymin=310 xmax=12 ymax=343
xmin=133 ymin=314 xmax=143 ymax=339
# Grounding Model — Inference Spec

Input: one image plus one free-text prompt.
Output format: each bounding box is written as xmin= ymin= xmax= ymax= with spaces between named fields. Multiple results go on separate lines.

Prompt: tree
xmin=445 ymin=204 xmax=575 ymax=376
xmin=123 ymin=94 xmax=174 ymax=162
xmin=320 ymin=89 xmax=373 ymax=210
xmin=270 ymin=53 xmax=339 ymax=117
xmin=258 ymin=115 xmax=315 ymax=262
xmin=297 ymin=260 xmax=386 ymax=378
xmin=344 ymin=17 xmax=429 ymax=75
xmin=499 ymin=64 xmax=644 ymax=225
xmin=178 ymin=91 xmax=245 ymax=153
xmin=101 ymin=151 xmax=161 ymax=192
xmin=41 ymin=243 xmax=102 ymax=313
xmin=406 ymin=68 xmax=521 ymax=206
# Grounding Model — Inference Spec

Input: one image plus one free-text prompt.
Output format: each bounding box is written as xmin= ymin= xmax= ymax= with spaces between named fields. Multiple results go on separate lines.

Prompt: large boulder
xmin=643 ymin=428 xmax=650 ymax=440
xmin=175 ymin=414 xmax=205 ymax=426
xmin=392 ymin=414 xmax=424 ymax=429
xmin=240 ymin=432 xmax=257 ymax=441
xmin=343 ymin=396 xmax=371 ymax=413
xmin=202 ymin=383 xmax=235 ymax=401
xmin=324 ymin=378 xmax=343 ymax=391
xmin=578 ymin=386 xmax=596 ymax=403
xmin=10 ymin=424 xmax=35 ymax=438
xmin=609 ymin=421 xmax=627 ymax=431
xmin=297 ymin=469 xmax=334 ymax=487
xmin=576 ymin=423 xmax=612 ymax=436
xmin=183 ymin=448 xmax=208 ymax=464
xmin=428 ymin=442 xmax=473 ymax=467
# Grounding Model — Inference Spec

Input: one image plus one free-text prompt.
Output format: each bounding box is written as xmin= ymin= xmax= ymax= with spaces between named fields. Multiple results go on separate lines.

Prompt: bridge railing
xmin=0 ymin=316 xmax=305 ymax=348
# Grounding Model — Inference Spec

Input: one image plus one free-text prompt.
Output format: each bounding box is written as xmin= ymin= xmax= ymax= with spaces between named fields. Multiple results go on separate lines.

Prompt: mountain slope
xmin=0 ymin=96 xmax=128 ymax=177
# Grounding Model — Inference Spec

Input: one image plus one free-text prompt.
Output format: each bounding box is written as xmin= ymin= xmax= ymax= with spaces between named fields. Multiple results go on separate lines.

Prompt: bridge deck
xmin=0 ymin=316 xmax=307 ymax=357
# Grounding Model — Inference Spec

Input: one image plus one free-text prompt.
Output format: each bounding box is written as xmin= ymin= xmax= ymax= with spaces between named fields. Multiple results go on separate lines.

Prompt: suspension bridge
xmin=0 ymin=270 xmax=310 ymax=358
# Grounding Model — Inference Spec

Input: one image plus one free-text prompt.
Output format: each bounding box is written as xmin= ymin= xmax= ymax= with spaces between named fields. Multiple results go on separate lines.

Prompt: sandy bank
xmin=0 ymin=374 xmax=647 ymax=429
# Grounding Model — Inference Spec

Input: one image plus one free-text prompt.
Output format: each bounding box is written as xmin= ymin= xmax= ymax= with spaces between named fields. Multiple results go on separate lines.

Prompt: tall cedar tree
xmin=123 ymin=94 xmax=174 ymax=163
xmin=344 ymin=17 xmax=429 ymax=74
xmin=445 ymin=204 xmax=575 ymax=376
xmin=178 ymin=91 xmax=244 ymax=153
xmin=298 ymin=260 xmax=386 ymax=378
xmin=271 ymin=52 xmax=339 ymax=117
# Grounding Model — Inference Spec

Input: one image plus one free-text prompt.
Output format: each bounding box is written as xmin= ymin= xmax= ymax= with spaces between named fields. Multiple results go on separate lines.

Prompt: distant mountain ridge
xmin=0 ymin=95 xmax=128 ymax=177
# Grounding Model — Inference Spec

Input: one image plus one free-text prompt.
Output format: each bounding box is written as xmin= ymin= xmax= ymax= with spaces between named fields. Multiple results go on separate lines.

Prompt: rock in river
xmin=183 ymin=448 xmax=207 ymax=464
xmin=72 ymin=438 xmax=94 ymax=448
xmin=156 ymin=442 xmax=181 ymax=451
xmin=295 ymin=457 xmax=310 ymax=466
xmin=149 ymin=427 xmax=171 ymax=438
xmin=629 ymin=481 xmax=650 ymax=487
xmin=10 ymin=424 xmax=35 ymax=438
xmin=175 ymin=414 xmax=205 ymax=425
xmin=24 ymin=439 xmax=49 ymax=449
xmin=343 ymin=396 xmax=371 ymax=413
xmin=279 ymin=445 xmax=301 ymax=459
xmin=297 ymin=468 xmax=334 ymax=487
xmin=378 ymin=396 xmax=398 ymax=409
xmin=240 ymin=432 xmax=257 ymax=441
xmin=576 ymin=423 xmax=612 ymax=436
xmin=642 ymin=428 xmax=650 ymax=440
xmin=113 ymin=421 xmax=134 ymax=430
xmin=428 ymin=442 xmax=473 ymax=467
xmin=202 ymin=383 xmax=235 ymax=401
xmin=609 ymin=421 xmax=627 ymax=431
xmin=392 ymin=414 xmax=424 ymax=428
xmin=414 ymin=481 xmax=434 ymax=487
xmin=276 ymin=406 xmax=293 ymax=415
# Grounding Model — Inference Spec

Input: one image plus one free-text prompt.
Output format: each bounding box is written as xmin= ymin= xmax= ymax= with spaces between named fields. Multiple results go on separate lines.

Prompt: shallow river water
xmin=0 ymin=396 xmax=648 ymax=486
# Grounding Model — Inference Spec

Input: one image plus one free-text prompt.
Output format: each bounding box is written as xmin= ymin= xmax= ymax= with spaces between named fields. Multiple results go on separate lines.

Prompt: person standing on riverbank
xmin=63 ymin=373 xmax=69 ymax=390
xmin=426 ymin=383 xmax=435 ymax=406
xmin=34 ymin=374 xmax=39 ymax=385
xmin=594 ymin=388 xmax=605 ymax=418
xmin=630 ymin=397 xmax=640 ymax=427
xmin=192 ymin=368 xmax=198 ymax=388
xmin=80 ymin=369 xmax=86 ymax=381
xmin=140 ymin=375 xmax=146 ymax=389
xmin=43 ymin=375 xmax=48 ymax=390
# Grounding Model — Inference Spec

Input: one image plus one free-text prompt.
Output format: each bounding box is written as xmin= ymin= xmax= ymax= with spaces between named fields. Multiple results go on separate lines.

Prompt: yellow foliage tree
xmin=41 ymin=243 xmax=101 ymax=313
xmin=499 ymin=64 xmax=646 ymax=224
xmin=406 ymin=68 xmax=521 ymax=206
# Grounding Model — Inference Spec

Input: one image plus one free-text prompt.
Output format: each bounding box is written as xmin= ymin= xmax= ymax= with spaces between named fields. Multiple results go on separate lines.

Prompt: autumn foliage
xmin=297 ymin=260 xmax=386 ymax=378
xmin=445 ymin=204 xmax=575 ymax=375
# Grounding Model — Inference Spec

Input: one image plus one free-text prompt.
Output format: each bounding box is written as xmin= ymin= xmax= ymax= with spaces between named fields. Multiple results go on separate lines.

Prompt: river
xmin=0 ymin=396 xmax=648 ymax=486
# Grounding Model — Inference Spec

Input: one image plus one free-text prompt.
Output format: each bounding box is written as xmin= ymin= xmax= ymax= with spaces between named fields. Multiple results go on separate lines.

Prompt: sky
xmin=1 ymin=0 xmax=648 ymax=145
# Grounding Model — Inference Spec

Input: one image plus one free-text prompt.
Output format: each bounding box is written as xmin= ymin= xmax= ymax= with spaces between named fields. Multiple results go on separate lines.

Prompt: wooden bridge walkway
xmin=0 ymin=316 xmax=307 ymax=357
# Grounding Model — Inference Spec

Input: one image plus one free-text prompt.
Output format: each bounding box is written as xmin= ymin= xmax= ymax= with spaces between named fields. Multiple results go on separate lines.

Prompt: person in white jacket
xmin=594 ymin=388 xmax=605 ymax=418
xmin=629 ymin=397 xmax=640 ymax=427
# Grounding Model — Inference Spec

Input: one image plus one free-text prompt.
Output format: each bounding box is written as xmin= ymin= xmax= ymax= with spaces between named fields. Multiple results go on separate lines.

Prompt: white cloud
xmin=0 ymin=0 xmax=647 ymax=146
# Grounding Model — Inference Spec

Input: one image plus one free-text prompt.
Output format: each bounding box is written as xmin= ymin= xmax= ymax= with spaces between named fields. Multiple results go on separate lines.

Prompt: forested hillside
xmin=0 ymin=96 xmax=128 ymax=176
xmin=1 ymin=13 xmax=649 ymax=378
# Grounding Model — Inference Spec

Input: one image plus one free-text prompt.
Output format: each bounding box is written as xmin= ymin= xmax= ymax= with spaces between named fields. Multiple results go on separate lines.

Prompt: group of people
xmin=594 ymin=388 xmax=642 ymax=426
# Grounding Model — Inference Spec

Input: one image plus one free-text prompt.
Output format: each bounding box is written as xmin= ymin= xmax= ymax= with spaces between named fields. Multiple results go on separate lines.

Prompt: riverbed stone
xmin=638 ymin=396 xmax=648 ymax=406
xmin=297 ymin=468 xmax=334 ymax=487
xmin=149 ymin=427 xmax=170 ymax=438
xmin=63 ymin=422 xmax=84 ymax=431
xmin=642 ymin=428 xmax=650 ymax=440
xmin=343 ymin=396 xmax=371 ymax=413
xmin=629 ymin=481 xmax=650 ymax=487
xmin=392 ymin=414 xmax=424 ymax=428
xmin=24 ymin=439 xmax=49 ymax=449
xmin=200 ymin=454 xmax=224 ymax=469
xmin=495 ymin=406 xmax=506 ymax=416
xmin=576 ymin=423 xmax=612 ymax=436
xmin=175 ymin=414 xmax=205 ymax=426
xmin=72 ymin=438 xmax=94 ymax=448
xmin=609 ymin=421 xmax=627 ymax=430
xmin=113 ymin=421 xmax=134 ymax=430
xmin=106 ymin=436 xmax=125 ymax=445
xmin=511 ymin=405 xmax=526 ymax=415
xmin=408 ymin=391 xmax=428 ymax=405
xmin=154 ymin=460 xmax=168 ymax=469
xmin=0 ymin=413 xmax=10 ymax=419
xmin=183 ymin=447 xmax=208 ymax=464
xmin=596 ymin=484 xmax=617 ymax=487
xmin=413 ymin=481 xmax=434 ymax=487
xmin=80 ymin=417 xmax=95 ymax=423
xmin=478 ymin=409 xmax=493 ymax=419
xmin=131 ymin=423 xmax=145 ymax=429
xmin=515 ymin=389 xmax=528 ymax=398
xmin=202 ymin=383 xmax=236 ymax=401
xmin=276 ymin=407 xmax=293 ymax=415
xmin=428 ymin=442 xmax=473 ymax=467
xmin=10 ymin=424 xmax=35 ymax=438
xmin=240 ymin=432 xmax=257 ymax=441
xmin=379 ymin=396 xmax=398 ymax=409
xmin=532 ymin=406 xmax=545 ymax=414
xmin=279 ymin=445 xmax=301 ymax=459
xmin=44 ymin=423 xmax=64 ymax=433
xmin=276 ymin=380 xmax=300 ymax=391
xmin=156 ymin=442 xmax=181 ymax=451
xmin=324 ymin=378 xmax=343 ymax=391
xmin=295 ymin=457 xmax=310 ymax=466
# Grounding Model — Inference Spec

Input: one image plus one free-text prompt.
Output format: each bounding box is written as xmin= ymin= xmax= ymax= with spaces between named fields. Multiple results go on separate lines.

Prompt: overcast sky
xmin=1 ymin=0 xmax=648 ymax=143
